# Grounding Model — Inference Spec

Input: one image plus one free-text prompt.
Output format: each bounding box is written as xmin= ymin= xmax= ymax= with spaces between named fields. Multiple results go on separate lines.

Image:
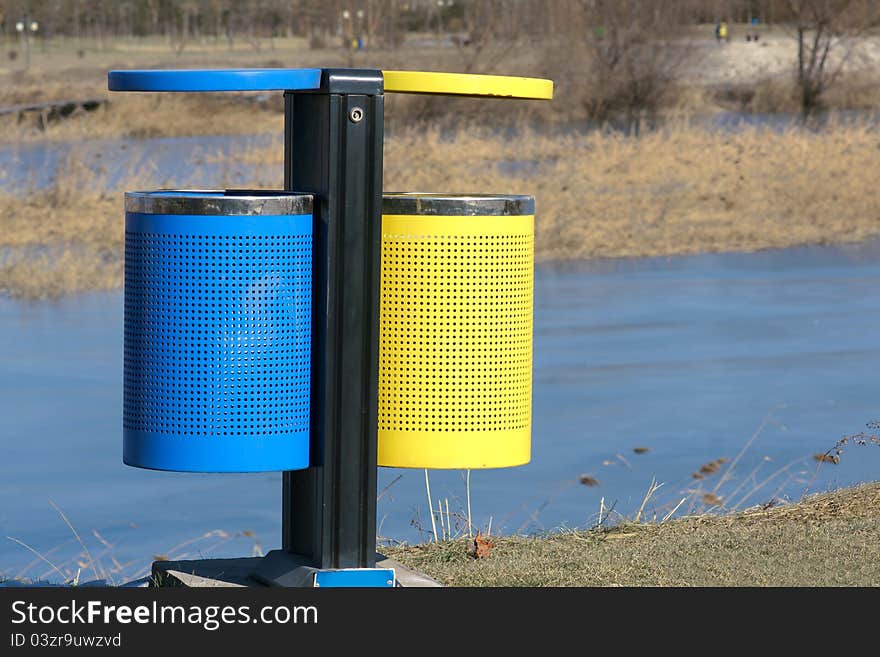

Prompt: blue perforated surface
xmin=123 ymin=207 xmax=313 ymax=472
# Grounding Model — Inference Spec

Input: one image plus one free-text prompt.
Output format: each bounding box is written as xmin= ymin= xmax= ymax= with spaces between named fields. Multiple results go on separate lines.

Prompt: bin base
xmin=151 ymin=552 xmax=441 ymax=588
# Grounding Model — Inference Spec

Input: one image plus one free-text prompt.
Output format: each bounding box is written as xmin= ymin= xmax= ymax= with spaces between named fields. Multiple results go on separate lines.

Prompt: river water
xmin=4 ymin=110 xmax=876 ymax=195
xmin=1 ymin=126 xmax=879 ymax=582
xmin=1 ymin=239 xmax=879 ymax=583
xmin=0 ymin=134 xmax=280 ymax=193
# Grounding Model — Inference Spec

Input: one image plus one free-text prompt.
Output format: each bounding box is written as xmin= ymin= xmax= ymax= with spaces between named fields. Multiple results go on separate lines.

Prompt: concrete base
xmin=153 ymin=557 xmax=255 ymax=587
xmin=152 ymin=552 xmax=441 ymax=588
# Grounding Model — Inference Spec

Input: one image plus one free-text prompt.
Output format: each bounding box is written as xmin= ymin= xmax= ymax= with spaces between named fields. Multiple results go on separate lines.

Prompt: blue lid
xmin=108 ymin=68 xmax=322 ymax=92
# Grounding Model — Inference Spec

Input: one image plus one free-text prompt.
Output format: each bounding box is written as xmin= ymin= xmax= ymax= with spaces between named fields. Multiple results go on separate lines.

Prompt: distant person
xmin=719 ymin=21 xmax=729 ymax=42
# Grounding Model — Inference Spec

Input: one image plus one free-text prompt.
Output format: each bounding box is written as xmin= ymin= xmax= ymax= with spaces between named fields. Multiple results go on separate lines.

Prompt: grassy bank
xmin=3 ymin=121 xmax=880 ymax=299
xmin=383 ymin=482 xmax=880 ymax=586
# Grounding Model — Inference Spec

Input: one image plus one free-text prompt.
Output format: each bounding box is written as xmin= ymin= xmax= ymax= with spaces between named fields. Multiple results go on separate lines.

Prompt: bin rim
xmin=383 ymin=193 xmax=534 ymax=216
xmin=125 ymin=189 xmax=313 ymax=216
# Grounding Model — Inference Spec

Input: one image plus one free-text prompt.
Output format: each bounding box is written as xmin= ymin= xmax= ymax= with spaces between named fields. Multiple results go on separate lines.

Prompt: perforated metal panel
xmin=123 ymin=191 xmax=313 ymax=472
xmin=378 ymin=196 xmax=534 ymax=469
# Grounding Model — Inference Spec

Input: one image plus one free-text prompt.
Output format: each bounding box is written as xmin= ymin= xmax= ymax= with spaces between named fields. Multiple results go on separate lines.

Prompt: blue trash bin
xmin=123 ymin=190 xmax=313 ymax=472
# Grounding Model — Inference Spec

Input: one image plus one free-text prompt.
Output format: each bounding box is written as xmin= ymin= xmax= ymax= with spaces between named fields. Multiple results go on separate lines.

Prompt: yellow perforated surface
xmin=378 ymin=214 xmax=534 ymax=469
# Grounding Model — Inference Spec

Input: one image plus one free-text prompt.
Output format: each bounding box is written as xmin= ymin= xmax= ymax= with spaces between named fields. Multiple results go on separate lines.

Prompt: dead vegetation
xmin=385 ymin=120 xmax=880 ymax=262
xmin=383 ymin=482 xmax=880 ymax=586
xmin=3 ymin=119 xmax=880 ymax=299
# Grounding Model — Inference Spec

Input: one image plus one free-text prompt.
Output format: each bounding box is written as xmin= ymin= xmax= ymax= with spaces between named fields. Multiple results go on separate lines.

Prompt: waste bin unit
xmin=123 ymin=190 xmax=313 ymax=472
xmin=378 ymin=194 xmax=535 ymax=469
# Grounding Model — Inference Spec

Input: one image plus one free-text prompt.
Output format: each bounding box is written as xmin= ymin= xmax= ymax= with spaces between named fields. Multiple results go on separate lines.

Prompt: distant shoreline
xmin=3 ymin=121 xmax=880 ymax=299
xmin=5 ymin=28 xmax=880 ymax=145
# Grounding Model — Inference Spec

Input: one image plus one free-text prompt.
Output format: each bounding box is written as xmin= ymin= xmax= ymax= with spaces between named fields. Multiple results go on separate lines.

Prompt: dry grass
xmin=384 ymin=121 xmax=880 ymax=261
xmin=0 ymin=87 xmax=285 ymax=142
xmin=0 ymin=158 xmax=121 ymax=298
xmin=3 ymin=120 xmax=880 ymax=298
xmin=383 ymin=482 xmax=880 ymax=586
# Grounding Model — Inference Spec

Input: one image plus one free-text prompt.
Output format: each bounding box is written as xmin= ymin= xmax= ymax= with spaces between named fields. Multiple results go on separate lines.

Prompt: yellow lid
xmin=382 ymin=70 xmax=553 ymax=100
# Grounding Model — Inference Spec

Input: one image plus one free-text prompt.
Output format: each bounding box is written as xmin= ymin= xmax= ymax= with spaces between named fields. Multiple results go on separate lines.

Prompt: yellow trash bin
xmin=378 ymin=194 xmax=535 ymax=469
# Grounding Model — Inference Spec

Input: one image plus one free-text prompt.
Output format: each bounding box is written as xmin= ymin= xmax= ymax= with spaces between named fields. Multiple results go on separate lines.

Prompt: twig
xmin=466 ymin=469 xmax=473 ymax=538
xmin=437 ymin=498 xmax=445 ymax=540
xmin=510 ymin=479 xmax=581 ymax=534
xmin=769 ymin=473 xmax=798 ymax=503
xmin=723 ymin=458 xmax=767 ymax=506
xmin=189 ymin=534 xmax=237 ymax=561
xmin=49 ymin=499 xmax=102 ymax=583
xmin=634 ymin=478 xmax=663 ymax=523
xmin=15 ymin=538 xmax=73 ymax=580
xmin=162 ymin=529 xmax=229 ymax=559
xmin=730 ymin=456 xmax=809 ymax=511
xmin=377 ymin=474 xmax=403 ymax=502
xmin=602 ymin=499 xmax=619 ymax=523
xmin=7 ymin=536 xmax=68 ymax=583
xmin=425 ymin=470 xmax=437 ymax=543
xmin=712 ymin=414 xmax=770 ymax=495
xmin=801 ymin=438 xmax=845 ymax=501
xmin=662 ymin=497 xmax=687 ymax=523
xmin=517 ymin=499 xmax=551 ymax=533
xmin=91 ymin=529 xmax=114 ymax=550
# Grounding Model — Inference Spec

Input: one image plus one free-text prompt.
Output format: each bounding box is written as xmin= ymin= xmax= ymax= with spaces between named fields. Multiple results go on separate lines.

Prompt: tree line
xmin=0 ymin=1 xmax=868 ymax=43
xmin=1 ymin=1 xmax=878 ymax=115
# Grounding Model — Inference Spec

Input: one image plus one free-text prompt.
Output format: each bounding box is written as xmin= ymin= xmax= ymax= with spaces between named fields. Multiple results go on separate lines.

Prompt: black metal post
xmin=281 ymin=69 xmax=384 ymax=569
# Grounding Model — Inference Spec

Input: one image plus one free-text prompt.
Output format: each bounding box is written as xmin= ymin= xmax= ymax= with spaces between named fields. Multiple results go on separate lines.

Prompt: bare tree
xmin=453 ymin=0 xmax=519 ymax=74
xmin=787 ymin=0 xmax=880 ymax=114
xmin=564 ymin=0 xmax=693 ymax=121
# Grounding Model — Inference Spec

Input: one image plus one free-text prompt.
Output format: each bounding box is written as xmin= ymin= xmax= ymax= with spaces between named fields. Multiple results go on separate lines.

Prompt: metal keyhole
xmin=349 ymin=107 xmax=365 ymax=123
